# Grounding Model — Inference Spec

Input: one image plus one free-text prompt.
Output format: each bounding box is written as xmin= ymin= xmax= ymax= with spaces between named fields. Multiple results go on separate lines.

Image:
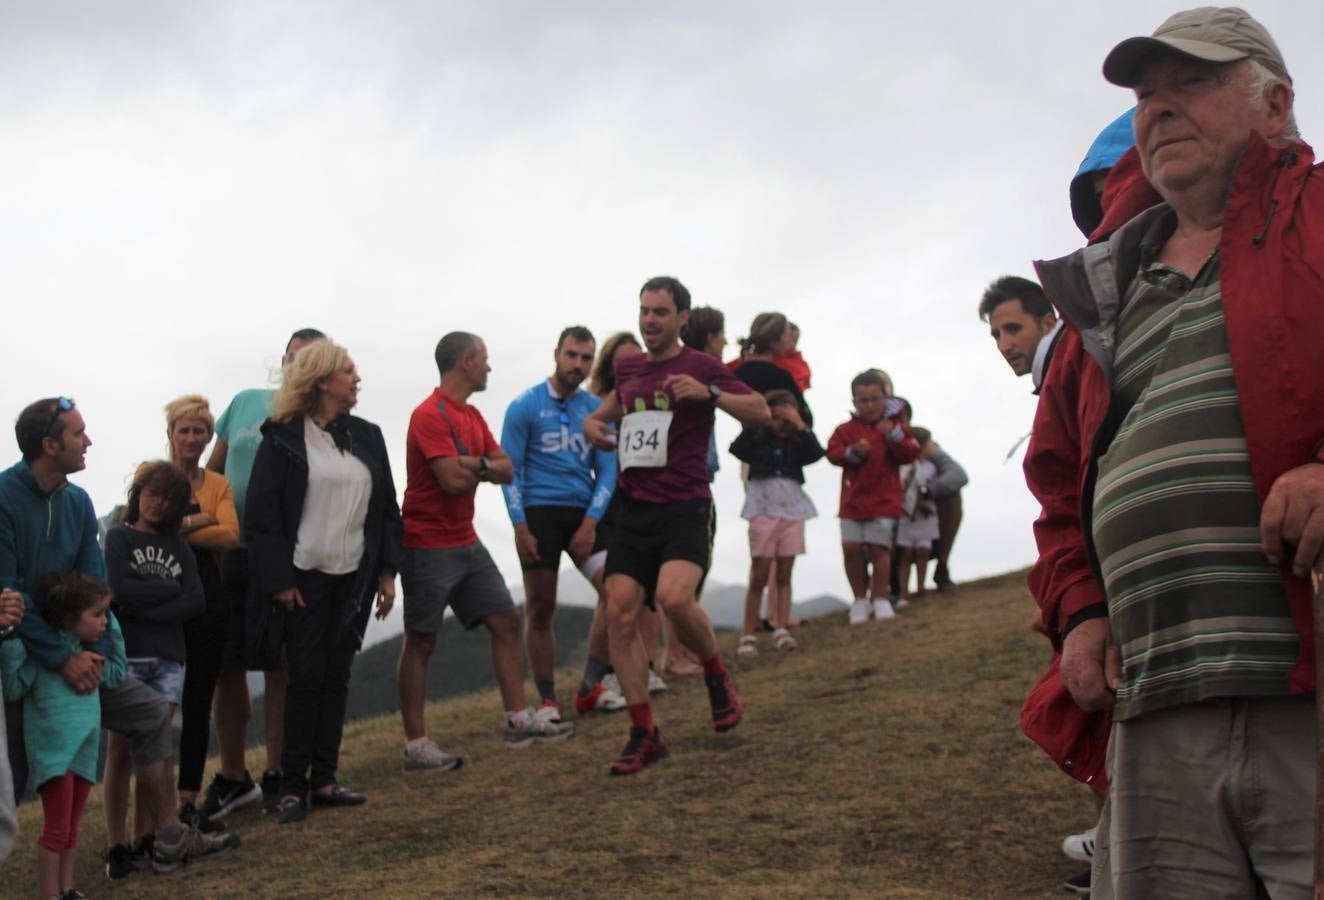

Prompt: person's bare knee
xmin=484 ymin=610 xmax=521 ymax=642
xmin=403 ymin=630 xmax=437 ymax=662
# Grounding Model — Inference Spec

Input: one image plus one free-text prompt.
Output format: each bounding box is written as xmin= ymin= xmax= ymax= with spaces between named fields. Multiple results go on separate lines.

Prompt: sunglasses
xmin=43 ymin=397 xmax=76 ymax=439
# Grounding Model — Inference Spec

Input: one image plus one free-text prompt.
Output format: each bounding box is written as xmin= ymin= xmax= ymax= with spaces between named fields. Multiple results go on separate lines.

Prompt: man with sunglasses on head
xmin=501 ymin=326 xmax=625 ymax=720
xmin=0 ymin=397 xmax=238 ymax=876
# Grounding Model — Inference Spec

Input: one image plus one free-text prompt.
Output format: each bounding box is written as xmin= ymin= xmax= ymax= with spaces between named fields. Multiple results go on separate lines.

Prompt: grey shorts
xmin=100 ymin=675 xmax=175 ymax=769
xmin=401 ymin=542 xmax=515 ymax=632
xmin=839 ymin=517 xmax=898 ymax=546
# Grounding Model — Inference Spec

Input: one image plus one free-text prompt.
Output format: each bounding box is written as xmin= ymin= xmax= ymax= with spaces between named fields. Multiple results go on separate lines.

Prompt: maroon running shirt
xmin=613 ymin=347 xmax=751 ymax=503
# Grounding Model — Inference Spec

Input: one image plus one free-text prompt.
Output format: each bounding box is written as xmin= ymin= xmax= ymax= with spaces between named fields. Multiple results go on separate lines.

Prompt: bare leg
xmin=485 ymin=609 xmax=527 ymax=712
xmin=103 ymin=733 xmax=132 ymax=846
xmin=913 ymin=547 xmax=931 ymax=596
xmin=397 ymin=630 xmax=436 ymax=741
xmin=38 ymin=846 xmax=60 ymax=898
xmin=842 ymin=542 xmax=868 ymax=598
xmin=59 ymin=847 xmax=77 ymax=893
xmin=657 ymin=561 xmax=718 ymax=662
xmin=773 ymin=557 xmax=796 ymax=629
xmin=586 ymin=569 xmax=611 ymax=663
xmin=212 ymin=669 xmax=251 ymax=780
xmin=743 ymin=558 xmax=773 ymax=636
xmin=522 ymin=568 xmax=559 ymax=691
xmin=639 ymin=606 xmax=662 ymax=666
xmin=263 ymin=668 xmax=287 ymax=772
xmin=898 ymin=547 xmax=915 ymax=599
xmin=135 ymin=757 xmax=177 ymax=839
xmin=605 ymin=575 xmax=650 ymax=704
xmin=868 ymin=545 xmax=892 ymax=601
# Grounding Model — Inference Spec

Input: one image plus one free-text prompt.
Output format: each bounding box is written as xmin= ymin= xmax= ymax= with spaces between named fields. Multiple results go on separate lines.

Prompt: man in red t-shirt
xmin=585 ymin=276 xmax=770 ymax=776
xmin=396 ymin=332 xmax=574 ymax=772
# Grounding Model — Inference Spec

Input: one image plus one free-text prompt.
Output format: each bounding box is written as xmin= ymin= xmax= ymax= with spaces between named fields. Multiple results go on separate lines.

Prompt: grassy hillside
xmin=10 ymin=570 xmax=1098 ymax=898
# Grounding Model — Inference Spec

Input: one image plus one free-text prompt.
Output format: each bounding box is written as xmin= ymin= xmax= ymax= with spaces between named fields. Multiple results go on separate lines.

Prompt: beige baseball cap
xmin=1103 ymin=6 xmax=1290 ymax=87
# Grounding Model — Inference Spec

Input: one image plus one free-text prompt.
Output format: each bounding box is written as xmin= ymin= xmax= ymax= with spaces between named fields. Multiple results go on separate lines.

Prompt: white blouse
xmin=293 ymin=417 xmax=372 ymax=575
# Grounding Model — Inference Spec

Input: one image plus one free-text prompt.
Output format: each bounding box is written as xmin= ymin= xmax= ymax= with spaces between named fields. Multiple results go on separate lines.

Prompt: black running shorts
xmin=604 ymin=494 xmax=713 ymax=609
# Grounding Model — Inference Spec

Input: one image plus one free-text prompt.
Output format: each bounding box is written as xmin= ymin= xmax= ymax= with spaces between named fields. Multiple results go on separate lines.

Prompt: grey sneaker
xmin=504 ymin=708 xmax=575 ymax=749
xmin=402 ymin=739 xmax=464 ymax=774
xmin=151 ymin=823 xmax=240 ymax=873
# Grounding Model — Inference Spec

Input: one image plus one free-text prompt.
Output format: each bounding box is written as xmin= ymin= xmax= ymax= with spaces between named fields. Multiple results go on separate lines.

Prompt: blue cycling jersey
xmin=500 ymin=381 xmax=616 ymax=526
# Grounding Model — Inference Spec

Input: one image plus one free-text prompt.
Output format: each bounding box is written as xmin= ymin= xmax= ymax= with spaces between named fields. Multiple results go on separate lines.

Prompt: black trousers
xmin=280 ymin=568 xmax=359 ymax=796
xmin=178 ymin=552 xmax=225 ymax=793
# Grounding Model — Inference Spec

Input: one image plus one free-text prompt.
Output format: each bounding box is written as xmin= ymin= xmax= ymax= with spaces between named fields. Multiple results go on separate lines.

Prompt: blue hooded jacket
xmin=0 ymin=461 xmax=113 ymax=669
xmin=1069 ymin=108 xmax=1136 ymax=238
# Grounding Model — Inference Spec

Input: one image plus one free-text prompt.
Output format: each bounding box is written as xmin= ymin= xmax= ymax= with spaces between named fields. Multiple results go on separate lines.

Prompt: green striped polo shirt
xmin=1092 ymin=211 xmax=1295 ymax=721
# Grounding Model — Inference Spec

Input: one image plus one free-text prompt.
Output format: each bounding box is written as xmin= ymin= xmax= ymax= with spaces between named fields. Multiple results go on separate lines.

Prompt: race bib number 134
xmin=618 ymin=410 xmax=672 ymax=469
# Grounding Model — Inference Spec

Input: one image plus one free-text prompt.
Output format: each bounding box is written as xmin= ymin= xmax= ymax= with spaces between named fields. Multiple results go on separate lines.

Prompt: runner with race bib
xmin=584 ymin=275 xmax=770 ymax=776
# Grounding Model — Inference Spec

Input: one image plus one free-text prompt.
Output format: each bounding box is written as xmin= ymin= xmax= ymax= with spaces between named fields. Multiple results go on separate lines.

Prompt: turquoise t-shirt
xmin=215 ymin=388 xmax=273 ymax=528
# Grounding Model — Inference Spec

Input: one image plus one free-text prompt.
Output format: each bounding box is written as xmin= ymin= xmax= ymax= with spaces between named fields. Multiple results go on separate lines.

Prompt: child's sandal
xmin=773 ymin=628 xmax=797 ymax=651
xmin=737 ymin=634 xmax=759 ymax=658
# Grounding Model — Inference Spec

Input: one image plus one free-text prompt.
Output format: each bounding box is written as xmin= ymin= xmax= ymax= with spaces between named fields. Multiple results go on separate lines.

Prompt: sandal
xmin=773 ymin=628 xmax=797 ymax=651
xmin=737 ymin=635 xmax=759 ymax=658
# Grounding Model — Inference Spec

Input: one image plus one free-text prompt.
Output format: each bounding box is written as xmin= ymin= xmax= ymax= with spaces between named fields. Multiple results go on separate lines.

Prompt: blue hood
xmin=1070 ymin=108 xmax=1136 ymax=238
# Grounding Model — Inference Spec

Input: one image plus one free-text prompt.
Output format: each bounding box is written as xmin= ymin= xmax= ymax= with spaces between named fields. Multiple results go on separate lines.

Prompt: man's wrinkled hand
xmin=61 ymin=650 xmax=105 ymax=695
xmin=1060 ymin=617 xmax=1120 ymax=711
xmin=1260 ymin=462 xmax=1324 ymax=578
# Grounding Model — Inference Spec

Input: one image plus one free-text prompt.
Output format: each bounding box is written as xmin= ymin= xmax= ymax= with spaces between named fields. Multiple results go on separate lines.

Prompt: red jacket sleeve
xmin=1023 ymin=327 xmax=1106 ymax=644
xmin=826 ymin=423 xmax=854 ymax=467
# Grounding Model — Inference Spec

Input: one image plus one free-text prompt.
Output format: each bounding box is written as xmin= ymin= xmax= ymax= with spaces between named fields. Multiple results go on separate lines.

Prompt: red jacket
xmin=1020 ymin=136 xmax=1324 ymax=789
xmin=826 ymin=417 xmax=920 ymax=519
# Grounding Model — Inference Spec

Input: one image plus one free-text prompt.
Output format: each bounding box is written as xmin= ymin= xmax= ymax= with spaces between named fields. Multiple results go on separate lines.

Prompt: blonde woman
xmin=245 ymin=340 xmax=401 ymax=824
xmin=162 ymin=395 xmax=239 ymax=828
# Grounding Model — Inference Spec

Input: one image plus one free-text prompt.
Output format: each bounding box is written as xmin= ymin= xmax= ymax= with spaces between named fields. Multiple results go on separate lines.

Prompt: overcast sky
xmin=4 ymin=2 xmax=1321 ymax=646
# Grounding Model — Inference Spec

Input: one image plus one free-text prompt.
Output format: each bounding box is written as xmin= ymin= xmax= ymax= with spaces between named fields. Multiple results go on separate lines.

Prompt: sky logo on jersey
xmin=540 ymin=427 xmax=592 ymax=460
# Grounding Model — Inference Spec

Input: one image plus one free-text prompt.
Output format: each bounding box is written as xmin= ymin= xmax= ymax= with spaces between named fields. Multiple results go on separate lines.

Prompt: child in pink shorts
xmin=729 ymin=390 xmax=825 ymax=655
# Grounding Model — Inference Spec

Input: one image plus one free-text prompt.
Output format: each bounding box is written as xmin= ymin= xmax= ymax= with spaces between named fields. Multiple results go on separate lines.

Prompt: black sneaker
xmin=1064 ymin=869 xmax=1091 ymax=895
xmin=261 ymin=769 xmax=282 ymax=814
xmin=200 ymin=771 xmax=261 ymax=820
xmin=103 ymin=843 xmax=135 ymax=881
xmin=179 ymin=800 xmax=227 ymax=834
xmin=61 ymin=890 xmax=89 ymax=900
xmin=276 ymin=794 xmax=308 ymax=825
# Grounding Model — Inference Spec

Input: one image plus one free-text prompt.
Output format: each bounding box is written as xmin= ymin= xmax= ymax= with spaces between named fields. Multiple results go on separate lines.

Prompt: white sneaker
xmin=849 ymin=600 xmax=871 ymax=625
xmin=602 ymin=673 xmax=621 ymax=695
xmin=401 ymin=739 xmax=464 ymax=774
xmin=894 ymin=597 xmax=911 ymax=610
xmin=1062 ymin=826 xmax=1096 ymax=862
xmin=648 ymin=669 xmax=669 ymax=694
xmin=873 ymin=598 xmax=896 ymax=620
xmin=504 ymin=708 xmax=574 ymax=748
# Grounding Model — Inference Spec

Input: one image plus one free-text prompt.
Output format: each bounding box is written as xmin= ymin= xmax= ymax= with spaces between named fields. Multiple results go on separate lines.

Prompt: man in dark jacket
xmin=1027 ymin=8 xmax=1324 ymax=896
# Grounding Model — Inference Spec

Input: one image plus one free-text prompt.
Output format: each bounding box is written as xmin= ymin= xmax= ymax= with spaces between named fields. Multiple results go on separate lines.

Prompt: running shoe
xmin=872 ymin=598 xmax=897 ymax=620
xmin=894 ymin=597 xmax=912 ymax=610
xmin=535 ymin=698 xmax=566 ymax=723
xmin=178 ymin=800 xmax=226 ymax=834
xmin=608 ymin=725 xmax=669 ymax=776
xmin=61 ymin=890 xmax=88 ymax=900
xmin=151 ymin=823 xmax=240 ymax=872
xmin=602 ymin=673 xmax=621 ymax=695
xmin=1062 ymin=826 xmax=1096 ymax=862
xmin=402 ymin=739 xmax=465 ymax=774
xmin=1064 ymin=869 xmax=1092 ymax=895
xmin=276 ymin=794 xmax=308 ymax=826
xmin=705 ymin=670 xmax=744 ymax=732
xmin=260 ymin=769 xmax=282 ymax=814
xmin=199 ymin=770 xmax=261 ymax=820
xmin=648 ymin=669 xmax=669 ymax=694
xmin=849 ymin=600 xmax=870 ymax=625
xmin=575 ymin=682 xmax=627 ymax=714
xmin=504 ymin=709 xmax=575 ymax=749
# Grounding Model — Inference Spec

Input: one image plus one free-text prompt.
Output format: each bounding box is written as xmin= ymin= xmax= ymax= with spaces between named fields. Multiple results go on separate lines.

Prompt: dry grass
xmin=10 ymin=570 xmax=1095 ymax=898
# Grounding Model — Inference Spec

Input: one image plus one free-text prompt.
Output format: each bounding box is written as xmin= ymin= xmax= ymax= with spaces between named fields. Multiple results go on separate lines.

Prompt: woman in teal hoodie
xmin=1 ymin=571 xmax=126 ymax=900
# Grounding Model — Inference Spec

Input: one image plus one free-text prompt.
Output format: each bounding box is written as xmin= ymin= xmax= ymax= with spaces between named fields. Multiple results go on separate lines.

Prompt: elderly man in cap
xmin=1026 ymin=6 xmax=1324 ymax=897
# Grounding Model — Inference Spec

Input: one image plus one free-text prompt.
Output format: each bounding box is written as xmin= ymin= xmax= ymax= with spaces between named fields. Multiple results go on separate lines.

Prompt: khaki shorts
xmin=1092 ymin=696 xmax=1314 ymax=900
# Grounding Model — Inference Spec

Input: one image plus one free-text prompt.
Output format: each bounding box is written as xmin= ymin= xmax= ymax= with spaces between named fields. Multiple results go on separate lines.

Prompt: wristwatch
xmin=479 ymin=457 xmax=491 ymax=475
xmin=708 ymin=384 xmax=722 ymax=400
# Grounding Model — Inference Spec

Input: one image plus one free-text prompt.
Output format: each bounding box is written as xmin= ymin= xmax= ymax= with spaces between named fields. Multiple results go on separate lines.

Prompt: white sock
xmin=405 ymin=737 xmax=429 ymax=750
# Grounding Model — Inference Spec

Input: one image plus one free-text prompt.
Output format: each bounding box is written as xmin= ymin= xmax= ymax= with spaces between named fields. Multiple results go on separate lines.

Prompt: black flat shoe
xmin=310 ymin=785 xmax=366 ymax=807
xmin=276 ymin=794 xmax=308 ymax=825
